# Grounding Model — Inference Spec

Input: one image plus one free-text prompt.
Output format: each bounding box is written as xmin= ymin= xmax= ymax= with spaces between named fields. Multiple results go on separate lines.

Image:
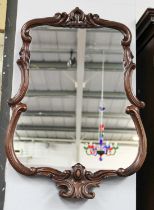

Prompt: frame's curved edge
xmin=123 ymin=49 xmax=145 ymax=109
xmin=8 ymin=59 xmax=29 ymax=106
xmin=117 ymin=105 xmax=147 ymax=176
xmin=5 ymin=103 xmax=36 ymax=175
xmin=5 ymin=7 xmax=147 ymax=199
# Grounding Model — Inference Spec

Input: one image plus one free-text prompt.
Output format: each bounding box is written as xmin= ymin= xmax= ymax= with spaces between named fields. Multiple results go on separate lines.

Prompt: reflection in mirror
xmin=14 ymin=26 xmax=138 ymax=171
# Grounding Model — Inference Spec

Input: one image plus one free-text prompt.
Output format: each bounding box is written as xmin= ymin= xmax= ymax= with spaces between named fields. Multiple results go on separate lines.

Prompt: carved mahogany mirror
xmin=5 ymin=7 xmax=147 ymax=199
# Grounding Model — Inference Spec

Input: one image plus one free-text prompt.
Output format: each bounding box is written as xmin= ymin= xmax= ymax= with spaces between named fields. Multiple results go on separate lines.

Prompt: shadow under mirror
xmin=14 ymin=26 xmax=138 ymax=171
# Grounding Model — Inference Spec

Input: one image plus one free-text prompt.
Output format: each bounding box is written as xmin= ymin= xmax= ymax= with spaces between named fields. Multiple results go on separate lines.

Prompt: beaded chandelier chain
xmin=83 ymin=51 xmax=119 ymax=161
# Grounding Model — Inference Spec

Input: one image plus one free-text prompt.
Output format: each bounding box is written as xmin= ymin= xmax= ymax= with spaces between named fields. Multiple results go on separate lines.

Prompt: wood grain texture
xmin=5 ymin=7 xmax=147 ymax=199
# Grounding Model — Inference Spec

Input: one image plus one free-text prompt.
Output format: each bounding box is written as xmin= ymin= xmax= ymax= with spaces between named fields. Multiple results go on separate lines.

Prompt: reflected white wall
xmin=14 ymin=141 xmax=138 ymax=171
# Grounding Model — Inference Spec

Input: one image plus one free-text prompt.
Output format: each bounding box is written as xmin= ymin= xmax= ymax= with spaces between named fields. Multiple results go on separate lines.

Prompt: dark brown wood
xmin=0 ymin=29 xmax=5 ymax=33
xmin=5 ymin=7 xmax=147 ymax=199
xmin=136 ymin=9 xmax=154 ymax=210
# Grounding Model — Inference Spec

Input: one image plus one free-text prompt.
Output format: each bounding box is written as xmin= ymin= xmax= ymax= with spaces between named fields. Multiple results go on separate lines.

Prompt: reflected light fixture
xmin=83 ymin=51 xmax=119 ymax=161
xmin=67 ymin=49 xmax=76 ymax=67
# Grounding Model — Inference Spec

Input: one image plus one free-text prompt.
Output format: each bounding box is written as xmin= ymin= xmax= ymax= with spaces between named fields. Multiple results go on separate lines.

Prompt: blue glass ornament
xmin=99 ymin=156 xmax=103 ymax=161
xmin=99 ymin=138 xmax=103 ymax=145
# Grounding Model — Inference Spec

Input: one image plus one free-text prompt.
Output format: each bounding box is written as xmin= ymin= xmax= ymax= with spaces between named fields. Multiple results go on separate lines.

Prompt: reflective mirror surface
xmin=14 ymin=26 xmax=138 ymax=170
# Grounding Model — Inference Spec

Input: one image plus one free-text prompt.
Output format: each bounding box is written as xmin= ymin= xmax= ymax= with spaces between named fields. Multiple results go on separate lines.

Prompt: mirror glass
xmin=14 ymin=26 xmax=138 ymax=171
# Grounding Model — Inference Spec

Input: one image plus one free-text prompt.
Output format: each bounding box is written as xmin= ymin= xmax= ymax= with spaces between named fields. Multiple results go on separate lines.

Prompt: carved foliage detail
xmin=55 ymin=7 xmax=100 ymax=27
xmin=55 ymin=163 xmax=101 ymax=199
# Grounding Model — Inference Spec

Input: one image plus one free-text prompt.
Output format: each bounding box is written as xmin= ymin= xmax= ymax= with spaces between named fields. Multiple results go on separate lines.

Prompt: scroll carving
xmin=5 ymin=7 xmax=147 ymax=199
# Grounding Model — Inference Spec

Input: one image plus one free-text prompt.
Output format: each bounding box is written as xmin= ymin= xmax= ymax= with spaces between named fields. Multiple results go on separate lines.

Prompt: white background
xmin=136 ymin=0 xmax=154 ymax=21
xmin=4 ymin=0 xmax=154 ymax=210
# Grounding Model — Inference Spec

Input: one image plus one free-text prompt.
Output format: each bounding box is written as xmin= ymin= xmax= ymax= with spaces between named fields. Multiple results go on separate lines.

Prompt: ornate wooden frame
xmin=5 ymin=7 xmax=147 ymax=199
